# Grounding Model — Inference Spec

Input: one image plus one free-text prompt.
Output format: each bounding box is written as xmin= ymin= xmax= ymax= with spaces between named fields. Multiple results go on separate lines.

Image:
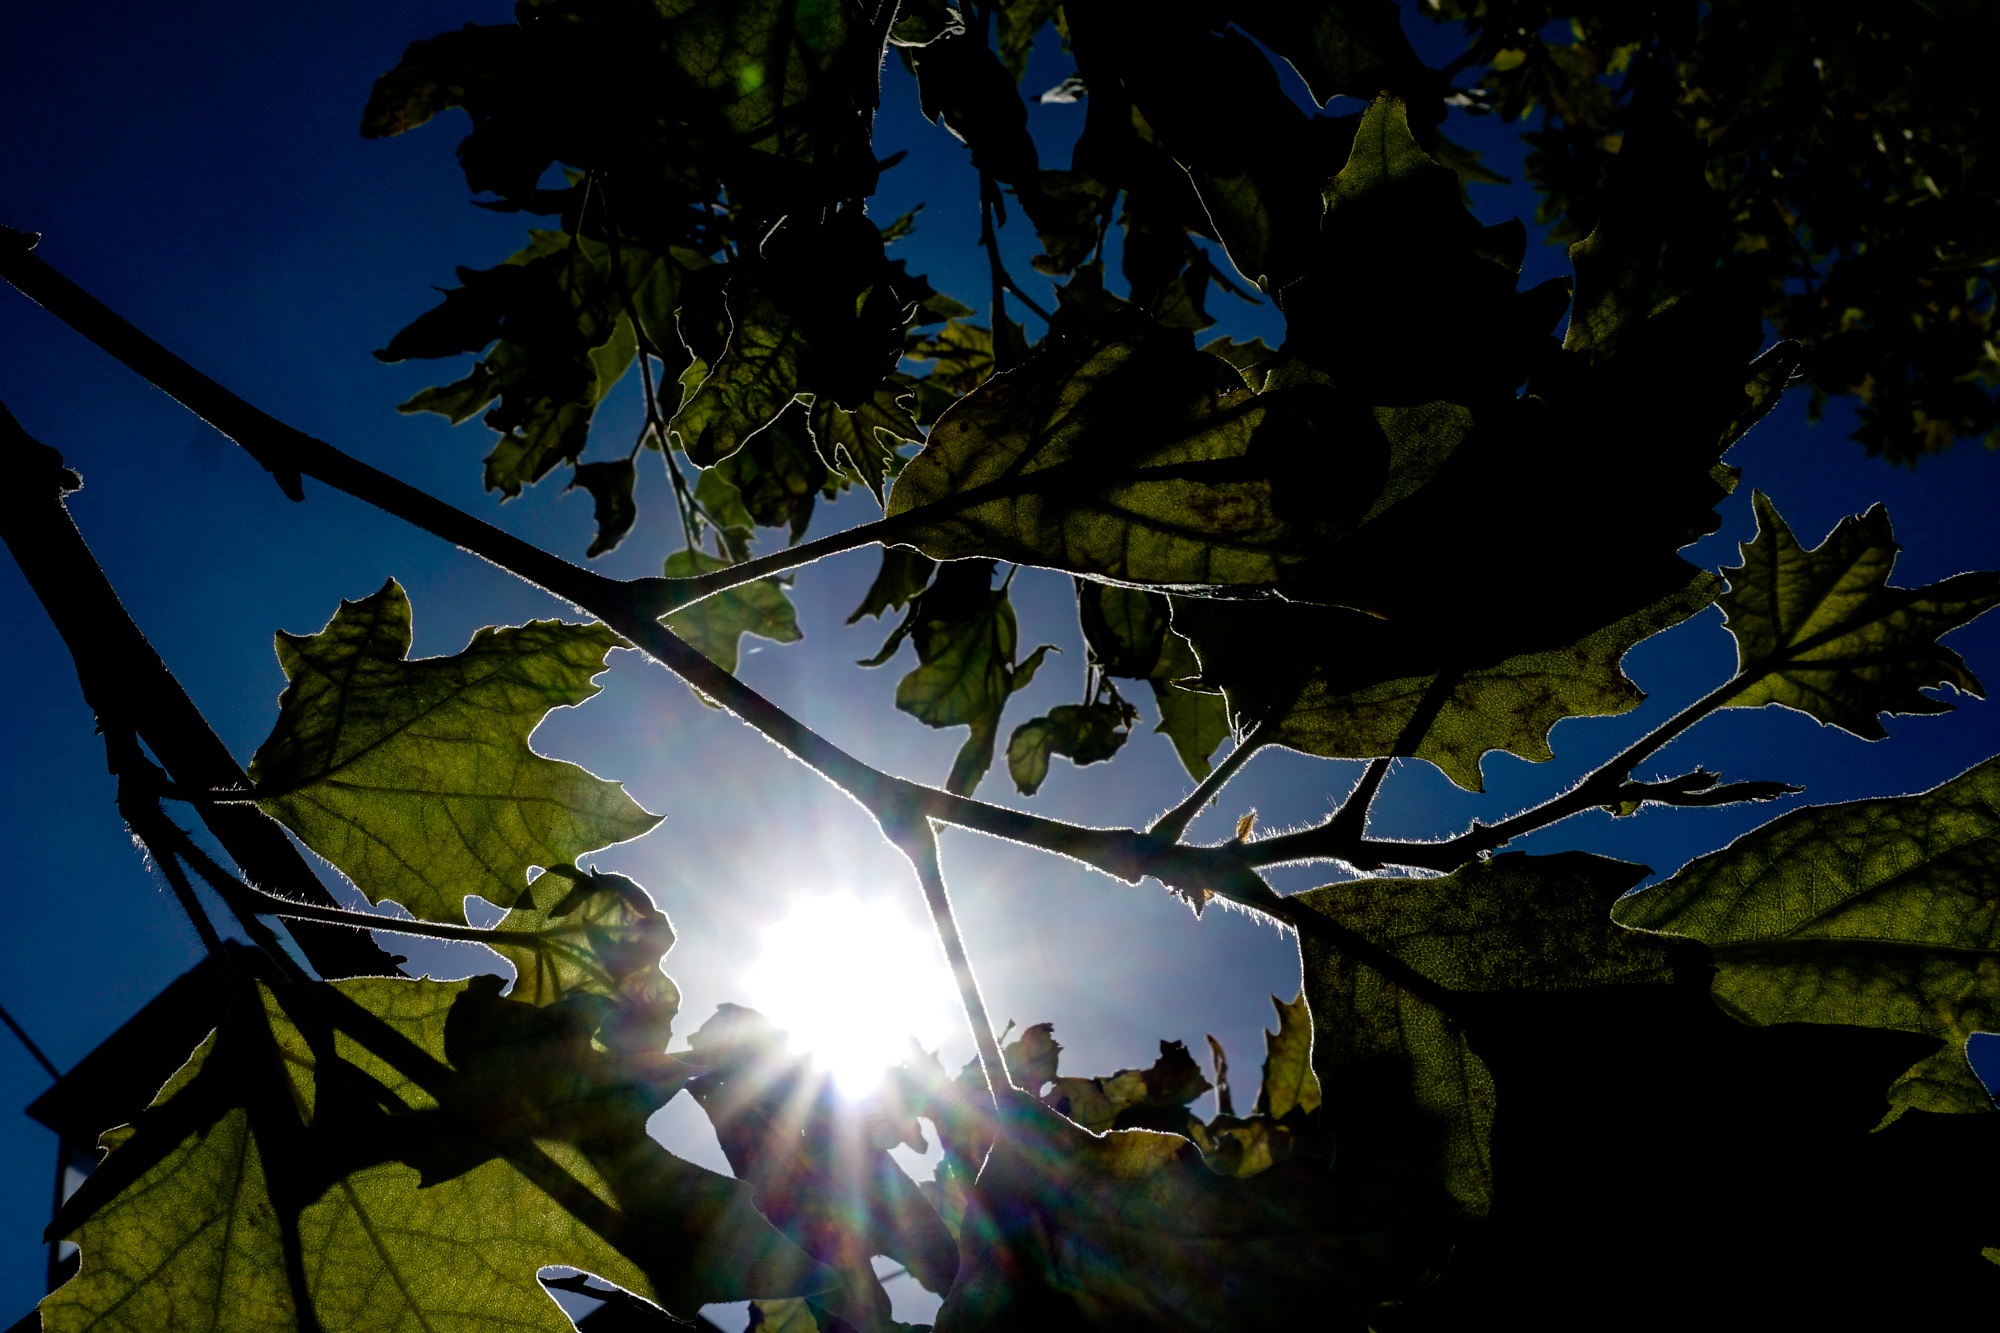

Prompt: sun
xmin=741 ymin=891 xmax=959 ymax=1096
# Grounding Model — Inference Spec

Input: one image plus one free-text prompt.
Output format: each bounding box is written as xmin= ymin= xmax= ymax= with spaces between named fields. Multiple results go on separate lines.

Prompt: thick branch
xmin=0 ymin=236 xmax=1259 ymax=909
xmin=0 ymin=398 xmax=401 ymax=978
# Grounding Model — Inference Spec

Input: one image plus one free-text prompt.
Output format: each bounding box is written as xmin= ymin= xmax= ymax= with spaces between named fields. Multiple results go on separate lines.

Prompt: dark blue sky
xmin=4 ymin=3 xmax=1999 ymax=1324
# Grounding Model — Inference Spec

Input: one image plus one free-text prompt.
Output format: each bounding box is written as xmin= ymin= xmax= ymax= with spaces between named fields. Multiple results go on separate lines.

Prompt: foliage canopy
xmin=6 ymin=0 xmax=2000 ymax=1329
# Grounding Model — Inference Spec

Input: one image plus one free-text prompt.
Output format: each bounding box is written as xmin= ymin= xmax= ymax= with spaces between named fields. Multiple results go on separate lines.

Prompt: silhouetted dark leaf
xmin=685 ymin=1006 xmax=959 ymax=1325
xmin=1076 ymin=581 xmax=1230 ymax=778
xmin=932 ymin=1091 xmax=1381 ymax=1331
xmin=570 ymin=458 xmax=640 ymax=557
xmin=1296 ymin=853 xmax=1666 ymax=1215
xmin=847 ymin=547 xmax=937 ymax=626
xmin=1173 ymin=566 xmax=1719 ymax=791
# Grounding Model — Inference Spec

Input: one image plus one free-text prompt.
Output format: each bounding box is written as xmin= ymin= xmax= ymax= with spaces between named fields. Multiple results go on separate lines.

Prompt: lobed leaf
xmin=251 ymin=581 xmax=660 ymax=924
xmin=43 ymin=977 xmax=827 ymax=1332
xmin=1173 ymin=564 xmax=1720 ymax=791
xmin=1716 ymin=492 xmax=2000 ymax=737
xmin=488 ymin=864 xmax=680 ymax=1054
xmin=662 ymin=548 xmax=804 ymax=676
xmin=1613 ymin=753 xmax=2000 ymax=1119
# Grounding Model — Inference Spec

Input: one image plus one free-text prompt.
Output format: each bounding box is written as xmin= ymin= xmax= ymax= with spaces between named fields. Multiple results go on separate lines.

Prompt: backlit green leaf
xmin=1006 ymin=698 xmax=1137 ymax=796
xmin=1716 ymin=492 xmax=2000 ymax=737
xmin=672 ymin=289 xmax=807 ymax=467
xmin=251 ymin=581 xmax=660 ymax=924
xmin=1076 ymin=581 xmax=1230 ymax=779
xmin=1256 ymin=992 xmax=1320 ymax=1120
xmin=568 ymin=458 xmax=639 ymax=558
xmin=1173 ymin=565 xmax=1720 ymax=791
xmin=1296 ymin=853 xmax=1666 ymax=1214
xmin=489 ymin=864 xmax=680 ymax=1054
xmin=1613 ymin=754 xmax=2000 ymax=1119
xmin=663 ymin=548 xmax=804 ymax=676
xmin=869 ymin=561 xmax=1054 ymax=796
xmin=43 ymin=978 xmax=827 ymax=1333
xmin=889 ymin=329 xmax=1386 ymax=596
xmin=1044 ymin=1039 xmax=1212 ymax=1136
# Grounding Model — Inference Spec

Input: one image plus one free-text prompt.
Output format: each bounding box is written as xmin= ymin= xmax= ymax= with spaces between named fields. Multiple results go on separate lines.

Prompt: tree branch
xmin=887 ymin=816 xmax=1010 ymax=1106
xmin=0 ymin=394 xmax=402 ymax=978
xmin=1147 ymin=721 xmax=1270 ymax=843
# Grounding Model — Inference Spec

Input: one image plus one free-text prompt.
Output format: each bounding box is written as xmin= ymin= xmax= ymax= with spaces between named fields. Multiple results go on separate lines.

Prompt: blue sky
xmin=3 ymin=3 xmax=1999 ymax=1324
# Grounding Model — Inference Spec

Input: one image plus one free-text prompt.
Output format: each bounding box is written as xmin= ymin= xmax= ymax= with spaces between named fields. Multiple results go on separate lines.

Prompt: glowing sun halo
xmin=742 ymin=892 xmax=959 ymax=1096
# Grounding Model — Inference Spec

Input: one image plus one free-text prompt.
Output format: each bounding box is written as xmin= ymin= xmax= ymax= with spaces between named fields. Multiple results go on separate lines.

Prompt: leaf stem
xmin=1147 ymin=721 xmax=1270 ymax=842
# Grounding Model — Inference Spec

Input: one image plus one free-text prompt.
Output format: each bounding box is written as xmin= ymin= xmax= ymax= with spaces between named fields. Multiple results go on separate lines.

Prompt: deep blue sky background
xmin=4 ymin=3 xmax=1999 ymax=1324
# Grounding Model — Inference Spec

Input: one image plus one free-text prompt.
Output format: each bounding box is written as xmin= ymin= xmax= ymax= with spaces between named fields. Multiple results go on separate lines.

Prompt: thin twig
xmin=0 ymin=1000 xmax=61 ymax=1080
xmin=1246 ymin=671 xmax=1753 ymax=871
xmin=1148 ymin=720 xmax=1271 ymax=842
xmin=888 ymin=815 xmax=1010 ymax=1106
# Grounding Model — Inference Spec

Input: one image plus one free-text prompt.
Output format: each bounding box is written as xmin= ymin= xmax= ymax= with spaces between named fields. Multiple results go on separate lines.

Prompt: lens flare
xmin=742 ymin=892 xmax=958 ymax=1096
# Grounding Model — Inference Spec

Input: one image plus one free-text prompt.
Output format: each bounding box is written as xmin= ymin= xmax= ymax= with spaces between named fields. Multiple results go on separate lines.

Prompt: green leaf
xmin=889 ymin=329 xmax=1388 ymax=596
xmin=749 ymin=1298 xmax=823 ymax=1332
xmin=488 ymin=864 xmax=680 ymax=1054
xmin=709 ymin=402 xmax=831 ymax=543
xmin=1075 ymin=581 xmax=1231 ymax=779
xmin=1173 ymin=565 xmax=1721 ymax=791
xmin=847 ymin=546 xmax=937 ymax=625
xmin=995 ymin=0 xmax=1063 ymax=81
xmin=1044 ymin=1039 xmax=1211 ymax=1135
xmin=1716 ymin=492 xmax=2000 ymax=738
xmin=662 ymin=548 xmax=804 ymax=676
xmin=568 ymin=458 xmax=639 ymax=558
xmin=43 ymin=978 xmax=828 ymax=1333
xmin=871 ymin=561 xmax=1053 ymax=796
xmin=1613 ymin=754 xmax=2000 ymax=1120
xmin=1295 ymin=853 xmax=1667 ymax=1215
xmin=671 ymin=288 xmax=807 ymax=467
xmin=1256 ymin=992 xmax=1321 ymax=1120
xmin=1005 ymin=698 xmax=1137 ymax=796
xmin=250 ymin=581 xmax=660 ymax=924
xmin=808 ymin=375 xmax=925 ymax=506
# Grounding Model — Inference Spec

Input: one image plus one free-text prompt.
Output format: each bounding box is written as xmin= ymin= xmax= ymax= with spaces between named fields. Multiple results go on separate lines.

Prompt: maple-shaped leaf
xmin=662 ymin=548 xmax=804 ymax=676
xmin=489 ymin=864 xmax=680 ymax=1054
xmin=1256 ymin=992 xmax=1321 ymax=1121
xmin=1295 ymin=854 xmax=1667 ymax=1216
xmin=888 ymin=328 xmax=1388 ymax=597
xmin=1716 ymin=492 xmax=2000 ymax=737
xmin=250 ymin=581 xmax=660 ymax=924
xmin=1173 ymin=564 xmax=1719 ymax=791
xmin=1614 ymin=753 xmax=2000 ymax=1120
xmin=42 ymin=977 xmax=827 ymax=1333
